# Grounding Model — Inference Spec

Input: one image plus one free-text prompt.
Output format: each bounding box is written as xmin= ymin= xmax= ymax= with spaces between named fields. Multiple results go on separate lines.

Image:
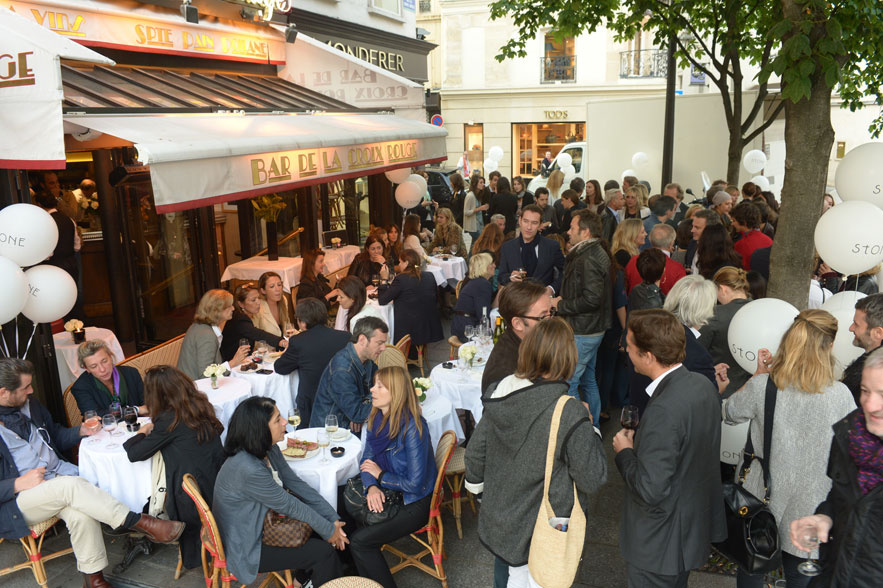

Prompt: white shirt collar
xmin=211 ymin=324 xmax=223 ymax=343
xmin=645 ymin=363 xmax=683 ymax=398
xmin=662 ymin=249 xmax=671 ymax=258
xmin=689 ymin=327 xmax=701 ymax=339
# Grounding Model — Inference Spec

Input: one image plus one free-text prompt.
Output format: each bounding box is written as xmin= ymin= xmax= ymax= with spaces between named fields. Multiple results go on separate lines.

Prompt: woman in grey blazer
xmin=176 ymin=289 xmax=249 ymax=381
xmin=213 ymin=396 xmax=346 ymax=585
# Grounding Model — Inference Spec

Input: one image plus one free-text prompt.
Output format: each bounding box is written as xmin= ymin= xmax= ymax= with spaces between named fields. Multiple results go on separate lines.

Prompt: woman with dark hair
xmin=448 ymin=172 xmax=467 ymax=226
xmin=297 ymin=249 xmax=336 ymax=310
xmin=471 ymin=222 xmax=504 ymax=261
xmin=697 ymin=223 xmax=742 ymax=279
xmin=335 ymin=275 xmax=382 ymax=332
xmin=402 ymin=214 xmax=426 ymax=257
xmin=124 ymin=366 xmax=226 ymax=570
xmin=220 ymin=283 xmax=285 ymax=361
xmin=256 ymin=271 xmax=294 ymax=337
xmin=378 ymin=249 xmax=443 ymax=349
xmin=347 ymin=235 xmax=392 ymax=286
xmin=585 ymin=179 xmax=604 ymax=213
xmin=488 ymin=177 xmax=518 ymax=235
xmin=348 ymin=366 xmax=437 ymax=587
xmin=511 ymin=176 xmax=535 ymax=211
xmin=386 ymin=223 xmax=403 ymax=261
xmin=741 ymin=181 xmax=760 ymax=201
xmin=213 ymin=396 xmax=345 ymax=586
xmin=370 ymin=226 xmax=399 ymax=266
xmin=464 ymin=174 xmax=489 ymax=243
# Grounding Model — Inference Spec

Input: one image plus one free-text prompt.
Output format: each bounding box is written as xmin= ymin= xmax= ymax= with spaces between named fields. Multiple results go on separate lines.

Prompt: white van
xmin=525 ymin=142 xmax=586 ymax=194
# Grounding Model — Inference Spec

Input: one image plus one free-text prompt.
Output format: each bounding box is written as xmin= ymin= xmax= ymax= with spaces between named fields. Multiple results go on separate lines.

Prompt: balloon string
xmin=21 ymin=324 xmax=37 ymax=359
xmin=0 ymin=326 xmax=8 ymax=358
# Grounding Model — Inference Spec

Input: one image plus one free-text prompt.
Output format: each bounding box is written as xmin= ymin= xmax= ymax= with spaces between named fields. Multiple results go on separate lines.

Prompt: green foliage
xmin=251 ymin=194 xmax=286 ymax=223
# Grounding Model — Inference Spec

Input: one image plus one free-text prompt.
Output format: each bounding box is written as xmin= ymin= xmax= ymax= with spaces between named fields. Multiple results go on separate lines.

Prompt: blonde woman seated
xmin=177 ymin=289 xmax=250 ymax=381
xmin=252 ymin=271 xmax=295 ymax=337
xmin=424 ymin=207 xmax=466 ymax=257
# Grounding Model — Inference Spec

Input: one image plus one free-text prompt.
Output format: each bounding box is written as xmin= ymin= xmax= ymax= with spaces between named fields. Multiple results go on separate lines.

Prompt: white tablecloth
xmin=195 ymin=376 xmax=252 ymax=442
xmin=335 ymin=299 xmax=395 ymax=335
xmin=53 ymin=327 xmax=126 ymax=391
xmin=78 ymin=428 xmax=152 ymax=512
xmin=220 ymin=245 xmax=360 ymax=292
xmin=428 ymin=255 xmax=467 ymax=282
xmin=230 ymin=362 xmax=299 ymax=419
xmin=420 ymin=393 xmax=465 ymax=452
xmin=281 ymin=428 xmax=363 ymax=510
xmin=429 ymin=361 xmax=486 ymax=423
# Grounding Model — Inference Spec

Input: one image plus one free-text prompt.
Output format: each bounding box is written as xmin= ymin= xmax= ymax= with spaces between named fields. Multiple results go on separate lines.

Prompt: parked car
xmin=526 ymin=142 xmax=586 ymax=194
xmin=424 ymin=167 xmax=456 ymax=204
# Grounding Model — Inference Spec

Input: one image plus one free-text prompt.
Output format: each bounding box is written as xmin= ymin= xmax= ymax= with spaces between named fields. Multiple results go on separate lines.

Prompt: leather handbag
xmin=713 ymin=376 xmax=782 ymax=574
xmin=343 ymin=475 xmax=403 ymax=526
xmin=262 ymin=489 xmax=312 ymax=548
xmin=527 ymin=396 xmax=586 ymax=588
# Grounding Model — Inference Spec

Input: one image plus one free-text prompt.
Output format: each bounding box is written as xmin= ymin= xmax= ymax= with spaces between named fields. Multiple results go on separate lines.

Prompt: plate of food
xmin=240 ymin=361 xmax=259 ymax=372
xmin=280 ymin=436 xmax=320 ymax=460
xmin=267 ymin=351 xmax=283 ymax=360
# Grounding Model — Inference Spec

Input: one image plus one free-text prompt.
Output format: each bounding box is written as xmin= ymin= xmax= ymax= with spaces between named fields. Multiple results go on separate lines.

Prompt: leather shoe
xmin=130 ymin=514 xmax=185 ymax=544
xmin=82 ymin=571 xmax=113 ymax=587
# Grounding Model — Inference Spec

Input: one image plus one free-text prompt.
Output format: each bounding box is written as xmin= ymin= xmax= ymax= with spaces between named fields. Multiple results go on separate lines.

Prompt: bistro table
xmin=230 ymin=360 xmax=299 ymax=419
xmin=195 ymin=376 xmax=252 ymax=442
xmin=78 ymin=424 xmax=152 ymax=513
xmin=334 ymin=299 xmax=395 ymax=334
xmin=425 ymin=255 xmax=467 ymax=287
xmin=53 ymin=327 xmax=126 ymax=391
xmin=428 ymin=340 xmax=493 ymax=424
xmin=280 ymin=427 xmax=363 ymax=510
xmin=220 ymin=245 xmax=360 ymax=292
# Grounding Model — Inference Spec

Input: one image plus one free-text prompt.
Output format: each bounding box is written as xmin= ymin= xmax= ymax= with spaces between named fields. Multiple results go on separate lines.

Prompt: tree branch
xmin=743 ymin=98 xmax=786 ymax=143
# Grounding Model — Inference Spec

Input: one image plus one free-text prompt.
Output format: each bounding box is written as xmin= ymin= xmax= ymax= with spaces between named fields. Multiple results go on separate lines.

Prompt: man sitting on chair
xmin=0 ymin=358 xmax=185 ymax=588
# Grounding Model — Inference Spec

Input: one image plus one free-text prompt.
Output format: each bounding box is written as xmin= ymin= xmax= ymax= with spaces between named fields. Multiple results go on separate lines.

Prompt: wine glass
xmin=797 ymin=525 xmax=822 ymax=576
xmin=325 ymin=415 xmax=339 ymax=436
xmin=255 ymin=340 xmax=268 ymax=360
xmin=123 ymin=407 xmax=138 ymax=432
xmin=318 ymin=430 xmax=331 ymax=464
xmin=109 ymin=402 xmax=122 ymax=422
xmin=450 ymin=244 xmax=458 ymax=255
xmin=620 ymin=405 xmax=640 ymax=430
xmin=84 ymin=410 xmax=101 ymax=444
xmin=288 ymin=408 xmax=301 ymax=432
xmin=464 ymin=325 xmax=475 ymax=342
xmin=283 ymin=322 xmax=296 ymax=338
xmin=102 ymin=414 xmax=119 ymax=448
xmin=371 ymin=274 xmax=381 ymax=289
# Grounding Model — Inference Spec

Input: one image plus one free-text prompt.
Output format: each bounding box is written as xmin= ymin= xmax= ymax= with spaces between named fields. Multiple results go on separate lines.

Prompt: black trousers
xmin=259 ymin=537 xmax=343 ymax=586
xmin=349 ymin=494 xmax=432 ymax=588
xmin=627 ymin=564 xmax=690 ymax=588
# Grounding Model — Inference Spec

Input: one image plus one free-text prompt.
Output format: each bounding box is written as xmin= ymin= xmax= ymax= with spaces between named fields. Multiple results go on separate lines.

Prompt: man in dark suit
xmin=274 ymin=298 xmax=350 ymax=428
xmin=683 ymin=208 xmax=721 ymax=274
xmin=640 ymin=195 xmax=677 ymax=251
xmin=614 ymin=309 xmax=725 ymax=587
xmin=664 ymin=183 xmax=688 ymax=226
xmin=497 ymin=204 xmax=565 ymax=295
xmin=599 ymin=187 xmax=624 ymax=244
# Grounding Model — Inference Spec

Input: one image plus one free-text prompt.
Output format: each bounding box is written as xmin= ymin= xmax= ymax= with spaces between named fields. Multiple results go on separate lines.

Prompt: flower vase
xmin=266 ymin=221 xmax=279 ymax=261
xmin=72 ymin=329 xmax=86 ymax=344
xmin=467 ymin=358 xmax=474 ymax=369
xmin=211 ymin=375 xmax=218 ymax=389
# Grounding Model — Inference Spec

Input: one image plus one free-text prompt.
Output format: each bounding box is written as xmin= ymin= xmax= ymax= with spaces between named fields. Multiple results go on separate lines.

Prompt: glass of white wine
xmin=84 ymin=410 xmax=101 ymax=444
xmin=325 ymin=414 xmax=338 ymax=437
xmin=283 ymin=322 xmax=296 ymax=338
xmin=102 ymin=414 xmax=118 ymax=449
xmin=288 ymin=408 xmax=301 ymax=432
xmin=318 ymin=430 xmax=331 ymax=464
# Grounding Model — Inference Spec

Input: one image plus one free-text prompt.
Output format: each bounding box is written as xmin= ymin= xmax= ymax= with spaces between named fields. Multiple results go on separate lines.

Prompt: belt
xmin=454 ymin=311 xmax=475 ymax=318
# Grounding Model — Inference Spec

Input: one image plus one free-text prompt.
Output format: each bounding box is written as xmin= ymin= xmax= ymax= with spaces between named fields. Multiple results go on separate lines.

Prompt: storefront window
xmin=542 ymin=33 xmax=576 ymax=83
xmin=464 ymin=124 xmax=484 ymax=176
xmin=512 ymin=122 xmax=585 ymax=176
xmin=321 ymin=179 xmax=365 ymax=247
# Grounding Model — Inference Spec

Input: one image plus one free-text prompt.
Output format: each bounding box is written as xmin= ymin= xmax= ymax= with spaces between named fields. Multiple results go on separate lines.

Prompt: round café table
xmin=53 ymin=327 xmax=125 ymax=391
xmin=280 ymin=427 xmax=363 ymax=511
xmin=78 ymin=424 xmax=152 ymax=512
xmin=195 ymin=376 xmax=252 ymax=442
xmin=429 ymin=340 xmax=492 ymax=424
xmin=425 ymin=255 xmax=467 ymax=287
xmin=230 ymin=361 xmax=299 ymax=420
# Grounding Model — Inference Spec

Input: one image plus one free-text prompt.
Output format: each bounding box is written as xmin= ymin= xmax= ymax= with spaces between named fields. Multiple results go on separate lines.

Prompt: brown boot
xmin=82 ymin=571 xmax=113 ymax=587
xmin=130 ymin=514 xmax=185 ymax=544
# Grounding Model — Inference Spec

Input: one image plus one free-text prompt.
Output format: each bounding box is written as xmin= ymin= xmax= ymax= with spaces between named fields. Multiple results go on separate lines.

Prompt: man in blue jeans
xmin=552 ymin=209 xmax=612 ymax=426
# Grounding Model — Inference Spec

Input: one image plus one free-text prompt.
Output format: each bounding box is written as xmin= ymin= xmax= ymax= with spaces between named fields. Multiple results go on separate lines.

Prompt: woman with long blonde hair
xmin=610 ymin=218 xmax=646 ymax=269
xmin=546 ymin=169 xmax=566 ymax=204
xmin=723 ymin=309 xmax=855 ymax=587
xmin=425 ymin=207 xmax=466 ymax=257
xmin=350 ymin=366 xmax=437 ymax=587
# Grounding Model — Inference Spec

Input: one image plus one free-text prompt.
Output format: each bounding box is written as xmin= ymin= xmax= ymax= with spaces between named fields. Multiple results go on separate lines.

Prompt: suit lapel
xmin=646 ymin=366 xmax=684 ymax=406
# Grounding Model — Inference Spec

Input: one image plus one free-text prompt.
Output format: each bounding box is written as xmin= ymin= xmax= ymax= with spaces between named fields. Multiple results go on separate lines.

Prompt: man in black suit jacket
xmin=599 ymin=187 xmax=624 ymax=244
xmin=497 ymin=205 xmax=565 ymax=294
xmin=274 ymin=298 xmax=350 ymax=428
xmin=614 ymin=309 xmax=726 ymax=587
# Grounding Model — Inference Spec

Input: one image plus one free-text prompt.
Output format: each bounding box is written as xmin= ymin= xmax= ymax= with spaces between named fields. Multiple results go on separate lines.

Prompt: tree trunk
xmin=726 ymin=129 xmax=743 ymax=186
xmin=266 ymin=220 xmax=279 ymax=261
xmin=766 ymin=77 xmax=833 ymax=309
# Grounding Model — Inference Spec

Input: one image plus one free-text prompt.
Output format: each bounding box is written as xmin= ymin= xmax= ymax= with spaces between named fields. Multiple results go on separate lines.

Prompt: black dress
xmin=347 ymin=257 xmax=390 ymax=287
xmin=220 ymin=311 xmax=283 ymax=361
xmin=123 ymin=412 xmax=226 ymax=569
xmin=451 ymin=277 xmax=493 ymax=343
xmin=377 ymin=272 xmax=443 ymax=346
xmin=297 ymin=274 xmax=332 ymax=310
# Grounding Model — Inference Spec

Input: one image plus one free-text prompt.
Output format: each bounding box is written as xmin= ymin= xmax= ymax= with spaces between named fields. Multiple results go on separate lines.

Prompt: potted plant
xmin=251 ymin=194 xmax=287 ymax=261
xmin=64 ymin=319 xmax=86 ymax=343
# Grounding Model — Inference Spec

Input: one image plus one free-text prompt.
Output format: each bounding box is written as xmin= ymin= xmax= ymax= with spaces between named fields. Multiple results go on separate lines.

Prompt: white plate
xmin=330 ymin=429 xmax=351 ymax=442
xmin=279 ymin=435 xmax=320 ymax=460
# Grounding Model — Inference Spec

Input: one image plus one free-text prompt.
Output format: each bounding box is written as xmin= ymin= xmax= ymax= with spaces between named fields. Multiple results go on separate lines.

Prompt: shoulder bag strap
xmin=736 ymin=375 xmax=778 ymax=504
xmin=541 ymin=396 xmax=571 ymax=502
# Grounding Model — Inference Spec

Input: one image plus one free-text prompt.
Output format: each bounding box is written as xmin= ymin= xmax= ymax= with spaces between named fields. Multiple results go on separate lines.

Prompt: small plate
xmin=330 ymin=429 xmax=351 ymax=442
xmin=279 ymin=438 xmax=320 ymax=460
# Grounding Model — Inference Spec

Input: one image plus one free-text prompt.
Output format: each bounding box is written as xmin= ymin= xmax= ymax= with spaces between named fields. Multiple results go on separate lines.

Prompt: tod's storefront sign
xmin=1 ymin=1 xmax=286 ymax=63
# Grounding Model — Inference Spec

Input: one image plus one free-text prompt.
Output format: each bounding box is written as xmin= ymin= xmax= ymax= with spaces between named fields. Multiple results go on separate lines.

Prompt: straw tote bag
xmin=528 ymin=396 xmax=586 ymax=587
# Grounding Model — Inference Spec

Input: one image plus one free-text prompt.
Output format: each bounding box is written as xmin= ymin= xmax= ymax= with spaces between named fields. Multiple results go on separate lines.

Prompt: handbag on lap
xmin=343 ymin=475 xmax=403 ymax=526
xmin=261 ymin=488 xmax=312 ymax=548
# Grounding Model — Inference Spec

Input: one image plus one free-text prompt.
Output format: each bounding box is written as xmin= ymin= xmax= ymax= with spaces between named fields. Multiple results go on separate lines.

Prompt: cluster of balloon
xmin=743 ymin=149 xmax=771 ymax=191
xmin=483 ymin=145 xmax=504 ymax=174
xmin=0 ymin=203 xmax=77 ymax=358
xmin=384 ymin=170 xmax=428 ymax=211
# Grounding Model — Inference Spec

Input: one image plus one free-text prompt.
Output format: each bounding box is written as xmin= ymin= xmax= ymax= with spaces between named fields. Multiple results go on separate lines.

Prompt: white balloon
xmin=814 ymin=200 xmax=883 ymax=275
xmin=727 ymin=298 xmax=800 ymax=374
xmin=0 ymin=203 xmax=59 ymax=267
xmin=488 ymin=146 xmax=504 ymax=162
xmin=560 ymin=164 xmax=576 ymax=177
xmin=622 ymin=169 xmax=636 ymax=180
xmin=751 ymin=175 xmax=770 ymax=191
xmin=821 ymin=291 xmax=867 ymax=378
xmin=456 ymin=157 xmax=464 ymax=169
xmin=631 ymin=151 xmax=649 ymax=169
xmin=21 ymin=265 xmax=77 ymax=324
xmin=384 ymin=168 xmax=411 ymax=184
xmin=743 ymin=149 xmax=767 ymax=174
xmin=406 ymin=173 xmax=427 ymax=196
xmin=557 ymin=152 xmax=573 ymax=168
xmin=483 ymin=158 xmax=498 ymax=173
xmin=0 ymin=256 xmax=28 ymax=324
xmin=394 ymin=181 xmax=423 ymax=210
xmin=835 ymin=142 xmax=883 ymax=208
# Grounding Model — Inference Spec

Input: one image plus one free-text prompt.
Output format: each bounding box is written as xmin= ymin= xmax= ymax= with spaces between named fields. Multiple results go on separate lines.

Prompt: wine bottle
xmin=493 ymin=316 xmax=504 ymax=344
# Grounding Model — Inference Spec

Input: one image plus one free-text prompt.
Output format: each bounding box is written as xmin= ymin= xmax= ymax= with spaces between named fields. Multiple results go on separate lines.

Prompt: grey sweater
xmin=723 ymin=374 xmax=855 ymax=557
xmin=212 ymin=447 xmax=340 ymax=584
xmin=465 ymin=377 xmax=607 ymax=566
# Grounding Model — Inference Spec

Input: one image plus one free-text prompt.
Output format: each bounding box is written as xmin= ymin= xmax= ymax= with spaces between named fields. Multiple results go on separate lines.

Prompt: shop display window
xmin=512 ymin=122 xmax=585 ymax=176
xmin=464 ymin=123 xmax=484 ymax=175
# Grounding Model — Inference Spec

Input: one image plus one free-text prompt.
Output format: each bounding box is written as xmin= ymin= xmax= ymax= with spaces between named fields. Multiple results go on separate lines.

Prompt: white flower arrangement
xmin=460 ymin=344 xmax=477 ymax=362
xmin=64 ymin=319 xmax=84 ymax=332
xmin=331 ymin=237 xmax=342 ymax=247
xmin=413 ymin=377 xmax=431 ymax=402
xmin=203 ymin=364 xmax=225 ymax=379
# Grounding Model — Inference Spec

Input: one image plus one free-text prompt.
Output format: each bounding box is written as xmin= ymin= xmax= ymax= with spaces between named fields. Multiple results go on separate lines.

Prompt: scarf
xmin=0 ymin=404 xmax=30 ymax=440
xmin=519 ymin=235 xmax=539 ymax=277
xmin=848 ymin=411 xmax=883 ymax=495
xmin=367 ymin=411 xmax=396 ymax=473
xmin=93 ymin=366 xmax=128 ymax=406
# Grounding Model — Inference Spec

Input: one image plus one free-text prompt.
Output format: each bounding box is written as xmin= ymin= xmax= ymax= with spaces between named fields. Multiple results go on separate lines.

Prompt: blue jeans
xmin=568 ymin=333 xmax=604 ymax=425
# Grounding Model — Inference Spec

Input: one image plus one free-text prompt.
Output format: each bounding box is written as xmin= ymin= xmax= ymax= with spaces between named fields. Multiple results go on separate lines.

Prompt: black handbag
xmin=713 ymin=376 xmax=782 ymax=574
xmin=343 ymin=475 xmax=403 ymax=527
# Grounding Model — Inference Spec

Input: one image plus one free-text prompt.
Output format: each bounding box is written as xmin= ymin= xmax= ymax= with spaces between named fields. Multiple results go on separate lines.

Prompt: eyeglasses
xmin=518 ymin=309 xmax=556 ymax=322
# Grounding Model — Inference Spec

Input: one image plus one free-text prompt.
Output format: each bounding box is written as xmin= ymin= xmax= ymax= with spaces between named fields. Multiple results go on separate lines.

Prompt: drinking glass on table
xmin=288 ymin=408 xmax=301 ymax=431
xmin=318 ymin=430 xmax=331 ymax=464
xmin=325 ymin=415 xmax=339 ymax=436
xmin=283 ymin=322 xmax=297 ymax=338
xmin=254 ymin=340 xmax=268 ymax=360
xmin=109 ymin=402 xmax=122 ymax=422
xmin=371 ymin=273 xmax=381 ymax=289
xmin=102 ymin=414 xmax=119 ymax=448
xmin=84 ymin=410 xmax=101 ymax=443
xmin=620 ymin=405 xmax=640 ymax=430
xmin=464 ymin=325 xmax=475 ymax=342
xmin=450 ymin=244 xmax=458 ymax=255
xmin=238 ymin=338 xmax=250 ymax=351
xmin=796 ymin=523 xmax=822 ymax=576
xmin=123 ymin=406 xmax=138 ymax=432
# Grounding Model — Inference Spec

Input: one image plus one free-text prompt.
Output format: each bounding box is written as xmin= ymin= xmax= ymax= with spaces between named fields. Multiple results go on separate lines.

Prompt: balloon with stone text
xmin=821 ymin=291 xmax=866 ymax=379
xmin=21 ymin=265 xmax=77 ymax=324
xmin=0 ymin=203 xmax=59 ymax=267
xmin=0 ymin=256 xmax=29 ymax=325
xmin=814 ymin=200 xmax=883 ymax=276
xmin=727 ymin=298 xmax=799 ymax=374
xmin=835 ymin=142 xmax=883 ymax=208
xmin=406 ymin=173 xmax=427 ymax=196
xmin=384 ymin=168 xmax=411 ymax=184
xmin=743 ymin=150 xmax=767 ymax=174
xmin=394 ymin=181 xmax=422 ymax=210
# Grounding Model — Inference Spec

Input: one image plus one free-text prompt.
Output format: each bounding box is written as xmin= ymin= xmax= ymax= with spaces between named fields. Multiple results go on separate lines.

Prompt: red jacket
xmin=625 ymin=253 xmax=687 ymax=295
xmin=734 ymin=230 xmax=773 ymax=270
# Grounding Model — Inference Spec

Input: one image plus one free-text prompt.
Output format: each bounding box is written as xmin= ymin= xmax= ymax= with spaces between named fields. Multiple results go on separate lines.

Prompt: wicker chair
xmin=376 ymin=345 xmax=407 ymax=370
xmin=181 ymin=474 xmax=295 ymax=588
xmin=381 ymin=430 xmax=457 ymax=587
xmin=318 ymin=578 xmax=383 ymax=588
xmin=119 ymin=334 xmax=185 ymax=378
xmin=440 ymin=446 xmax=476 ymax=539
xmin=0 ymin=517 xmax=74 ymax=587
xmin=395 ymin=334 xmax=425 ymax=377
xmin=62 ymin=385 xmax=82 ymax=428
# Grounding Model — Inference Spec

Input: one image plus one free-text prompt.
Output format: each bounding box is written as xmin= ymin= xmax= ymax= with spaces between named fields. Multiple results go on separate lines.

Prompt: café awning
xmin=63 ymin=111 xmax=448 ymax=212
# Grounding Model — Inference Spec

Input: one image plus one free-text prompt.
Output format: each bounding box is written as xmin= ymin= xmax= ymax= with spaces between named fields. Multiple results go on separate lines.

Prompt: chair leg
xmin=451 ymin=473 xmax=463 ymax=540
xmin=21 ymin=535 xmax=48 ymax=587
xmin=417 ymin=345 xmax=425 ymax=377
xmin=174 ymin=545 xmax=183 ymax=580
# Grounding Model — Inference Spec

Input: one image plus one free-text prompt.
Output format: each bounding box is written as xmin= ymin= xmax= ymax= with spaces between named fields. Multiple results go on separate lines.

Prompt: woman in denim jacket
xmin=351 ymin=366 xmax=437 ymax=587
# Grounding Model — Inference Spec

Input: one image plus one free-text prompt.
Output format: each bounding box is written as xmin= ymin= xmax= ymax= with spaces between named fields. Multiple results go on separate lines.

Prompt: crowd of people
xmin=4 ymin=165 xmax=883 ymax=588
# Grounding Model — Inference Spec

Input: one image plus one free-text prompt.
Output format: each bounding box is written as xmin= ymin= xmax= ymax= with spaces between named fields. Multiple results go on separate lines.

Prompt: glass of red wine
xmin=110 ymin=402 xmax=122 ymax=421
xmin=123 ymin=406 xmax=138 ymax=432
xmin=620 ymin=405 xmax=640 ymax=430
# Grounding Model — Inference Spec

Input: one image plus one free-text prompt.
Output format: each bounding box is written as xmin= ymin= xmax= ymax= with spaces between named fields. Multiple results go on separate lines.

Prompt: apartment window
xmin=464 ymin=124 xmax=484 ymax=175
xmin=371 ymin=0 xmax=402 ymax=17
xmin=542 ymin=33 xmax=575 ymax=83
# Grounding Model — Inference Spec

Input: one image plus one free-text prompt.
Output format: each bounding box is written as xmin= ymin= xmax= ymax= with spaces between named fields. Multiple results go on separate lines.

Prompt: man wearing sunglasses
xmin=0 ymin=358 xmax=185 ymax=588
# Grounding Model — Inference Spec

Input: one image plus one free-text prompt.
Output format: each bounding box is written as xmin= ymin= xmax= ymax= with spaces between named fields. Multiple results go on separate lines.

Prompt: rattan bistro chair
xmin=318 ymin=577 xmax=383 ymax=588
xmin=440 ymin=446 xmax=476 ymax=540
xmin=0 ymin=517 xmax=73 ymax=587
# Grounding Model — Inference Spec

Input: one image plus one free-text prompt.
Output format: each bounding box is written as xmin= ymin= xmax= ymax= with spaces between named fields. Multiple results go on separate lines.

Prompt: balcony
xmin=620 ymin=49 xmax=668 ymax=79
xmin=541 ymin=55 xmax=576 ymax=84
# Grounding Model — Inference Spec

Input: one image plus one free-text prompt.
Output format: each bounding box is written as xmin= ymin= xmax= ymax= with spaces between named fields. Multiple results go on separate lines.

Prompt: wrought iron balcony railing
xmin=620 ymin=49 xmax=668 ymax=78
xmin=541 ymin=55 xmax=576 ymax=84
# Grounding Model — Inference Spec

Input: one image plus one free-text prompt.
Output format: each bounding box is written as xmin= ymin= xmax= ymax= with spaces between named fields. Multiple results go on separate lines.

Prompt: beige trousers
xmin=16 ymin=475 xmax=130 ymax=573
